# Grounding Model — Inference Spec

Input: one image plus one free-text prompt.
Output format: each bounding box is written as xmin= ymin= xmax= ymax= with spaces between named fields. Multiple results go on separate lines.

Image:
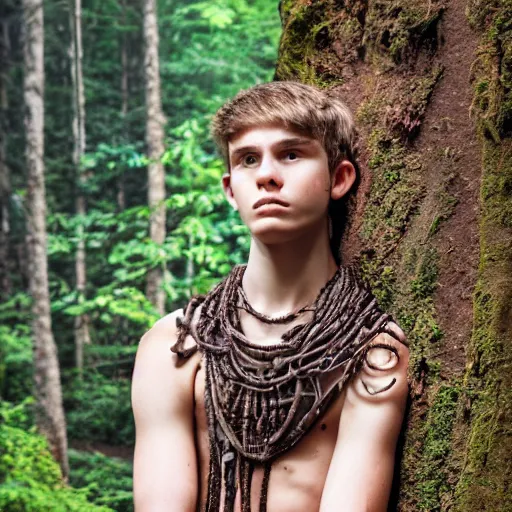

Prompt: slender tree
xmin=143 ymin=0 xmax=166 ymax=315
xmin=0 ymin=15 xmax=12 ymax=299
xmin=68 ymin=0 xmax=89 ymax=375
xmin=117 ymin=0 xmax=129 ymax=211
xmin=22 ymin=0 xmax=69 ymax=478
xmin=69 ymin=0 xmax=90 ymax=375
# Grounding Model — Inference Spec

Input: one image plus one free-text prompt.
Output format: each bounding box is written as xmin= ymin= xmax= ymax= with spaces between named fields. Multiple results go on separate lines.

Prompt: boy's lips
xmin=253 ymin=197 xmax=290 ymax=209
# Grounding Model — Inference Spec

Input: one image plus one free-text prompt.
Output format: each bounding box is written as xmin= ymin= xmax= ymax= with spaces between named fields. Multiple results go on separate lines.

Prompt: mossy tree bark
xmin=276 ymin=0 xmax=511 ymax=510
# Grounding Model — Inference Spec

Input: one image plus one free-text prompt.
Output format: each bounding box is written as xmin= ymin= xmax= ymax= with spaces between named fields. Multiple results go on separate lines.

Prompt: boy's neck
xmin=242 ymin=222 xmax=339 ymax=316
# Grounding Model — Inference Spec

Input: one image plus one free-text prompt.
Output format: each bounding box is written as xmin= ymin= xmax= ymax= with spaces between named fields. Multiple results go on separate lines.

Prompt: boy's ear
xmin=222 ymin=173 xmax=238 ymax=211
xmin=330 ymin=160 xmax=356 ymax=200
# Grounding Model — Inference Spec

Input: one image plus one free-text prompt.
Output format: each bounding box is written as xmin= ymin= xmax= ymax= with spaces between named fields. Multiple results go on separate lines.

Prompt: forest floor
xmin=71 ymin=440 xmax=134 ymax=462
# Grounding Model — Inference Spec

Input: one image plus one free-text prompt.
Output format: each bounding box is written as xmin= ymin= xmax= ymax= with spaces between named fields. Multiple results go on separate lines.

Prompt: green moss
xmin=359 ymin=138 xmax=423 ymax=309
xmin=364 ymin=0 xmax=445 ymax=65
xmin=358 ymin=124 xmax=443 ymax=381
xmin=276 ymin=0 xmax=510 ymax=509
xmin=396 ymin=247 xmax=442 ymax=367
xmin=468 ymin=1 xmax=512 ymax=140
xmin=275 ymin=0 xmax=331 ymax=84
xmin=276 ymin=0 xmax=446 ymax=84
xmin=361 ymin=130 xmax=424 ymax=254
xmin=278 ymin=0 xmax=296 ymax=23
xmin=387 ymin=66 xmax=444 ymax=141
xmin=354 ymin=40 xmax=457 ymax=511
xmin=429 ymin=187 xmax=458 ymax=236
xmin=275 ymin=0 xmax=367 ymax=84
xmin=356 ymin=90 xmax=387 ymax=126
xmin=355 ymin=64 xmax=446 ymax=384
xmin=411 ymin=384 xmax=461 ymax=511
xmin=356 ymin=68 xmax=443 ymax=144
xmin=453 ymin=1 xmax=512 ymax=509
xmin=454 ymin=139 xmax=512 ymax=511
xmin=410 ymin=246 xmax=439 ymax=300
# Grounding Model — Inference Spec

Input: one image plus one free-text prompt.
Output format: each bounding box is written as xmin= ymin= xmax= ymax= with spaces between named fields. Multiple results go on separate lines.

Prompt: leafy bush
xmin=65 ymin=371 xmax=134 ymax=445
xmin=0 ymin=323 xmax=33 ymax=403
xmin=69 ymin=449 xmax=133 ymax=512
xmin=0 ymin=401 xmax=112 ymax=512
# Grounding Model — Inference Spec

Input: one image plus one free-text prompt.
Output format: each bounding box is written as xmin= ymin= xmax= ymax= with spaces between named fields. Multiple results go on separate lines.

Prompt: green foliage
xmin=0 ymin=326 xmax=32 ymax=403
xmin=46 ymin=119 xmax=252 ymax=354
xmin=0 ymin=399 xmax=35 ymax=432
xmin=0 ymin=402 xmax=112 ymax=511
xmin=160 ymin=0 xmax=281 ymax=116
xmin=3 ymin=0 xmax=280 ymax=506
xmin=69 ymin=450 xmax=133 ymax=512
xmin=0 ymin=295 xmax=33 ymax=402
xmin=65 ymin=372 xmax=134 ymax=446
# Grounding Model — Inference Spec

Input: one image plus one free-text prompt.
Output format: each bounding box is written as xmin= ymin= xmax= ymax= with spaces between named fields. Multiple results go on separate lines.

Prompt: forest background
xmin=2 ymin=0 xmax=512 ymax=510
xmin=0 ymin=0 xmax=281 ymax=509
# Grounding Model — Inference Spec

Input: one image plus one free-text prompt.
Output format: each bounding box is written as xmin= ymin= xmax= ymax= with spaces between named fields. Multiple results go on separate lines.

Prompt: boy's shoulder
xmin=351 ymin=320 xmax=409 ymax=404
xmin=135 ymin=308 xmax=202 ymax=388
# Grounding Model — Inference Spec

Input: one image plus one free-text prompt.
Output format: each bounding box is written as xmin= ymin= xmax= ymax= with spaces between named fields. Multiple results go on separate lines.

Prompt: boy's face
xmin=222 ymin=124 xmax=355 ymax=245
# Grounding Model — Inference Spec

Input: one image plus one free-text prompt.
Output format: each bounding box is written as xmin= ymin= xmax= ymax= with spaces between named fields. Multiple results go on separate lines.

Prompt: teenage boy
xmin=132 ymin=81 xmax=409 ymax=512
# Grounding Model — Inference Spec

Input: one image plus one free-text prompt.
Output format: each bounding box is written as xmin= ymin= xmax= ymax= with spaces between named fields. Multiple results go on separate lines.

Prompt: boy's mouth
xmin=253 ymin=197 xmax=290 ymax=209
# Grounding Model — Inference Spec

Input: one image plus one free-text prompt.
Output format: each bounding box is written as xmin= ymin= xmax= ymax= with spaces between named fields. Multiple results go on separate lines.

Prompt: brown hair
xmin=211 ymin=81 xmax=360 ymax=174
xmin=211 ymin=80 xmax=361 ymax=263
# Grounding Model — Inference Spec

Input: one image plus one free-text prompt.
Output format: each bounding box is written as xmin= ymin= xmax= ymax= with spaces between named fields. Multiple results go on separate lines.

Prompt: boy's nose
xmin=256 ymin=157 xmax=283 ymax=189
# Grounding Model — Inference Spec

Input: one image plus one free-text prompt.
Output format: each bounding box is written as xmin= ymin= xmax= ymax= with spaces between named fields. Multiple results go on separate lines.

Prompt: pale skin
xmin=132 ymin=124 xmax=410 ymax=511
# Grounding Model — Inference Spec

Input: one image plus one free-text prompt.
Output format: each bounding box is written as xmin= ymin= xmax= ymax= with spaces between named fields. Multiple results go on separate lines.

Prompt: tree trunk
xmin=0 ymin=17 xmax=12 ymax=300
xmin=143 ymin=0 xmax=166 ymax=315
xmin=22 ymin=0 xmax=69 ymax=479
xmin=69 ymin=0 xmax=90 ymax=375
xmin=186 ymin=232 xmax=195 ymax=295
xmin=276 ymin=0 xmax=511 ymax=510
xmin=118 ymin=0 xmax=128 ymax=211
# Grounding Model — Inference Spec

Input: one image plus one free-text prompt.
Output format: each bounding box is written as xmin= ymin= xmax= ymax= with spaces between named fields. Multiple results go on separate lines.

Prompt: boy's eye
xmin=243 ymin=154 xmax=258 ymax=166
xmin=285 ymin=151 xmax=299 ymax=161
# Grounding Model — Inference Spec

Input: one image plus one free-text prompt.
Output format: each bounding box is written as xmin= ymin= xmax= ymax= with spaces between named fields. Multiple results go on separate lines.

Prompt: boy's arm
xmin=132 ymin=310 xmax=199 ymax=512
xmin=320 ymin=323 xmax=409 ymax=512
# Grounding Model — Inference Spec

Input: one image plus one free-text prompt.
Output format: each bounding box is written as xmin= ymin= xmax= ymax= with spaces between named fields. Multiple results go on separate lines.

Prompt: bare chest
xmin=193 ymin=357 xmax=345 ymax=512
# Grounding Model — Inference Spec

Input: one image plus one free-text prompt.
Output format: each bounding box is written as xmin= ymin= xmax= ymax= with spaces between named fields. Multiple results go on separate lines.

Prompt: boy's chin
xmin=249 ymin=224 xmax=315 ymax=246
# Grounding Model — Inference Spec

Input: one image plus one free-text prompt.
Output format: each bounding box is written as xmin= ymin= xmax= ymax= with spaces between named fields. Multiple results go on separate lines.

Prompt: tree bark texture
xmin=69 ymin=0 xmax=90 ymax=376
xmin=276 ymin=0 xmax=511 ymax=510
xmin=118 ymin=0 xmax=128 ymax=211
xmin=143 ymin=0 xmax=166 ymax=316
xmin=0 ymin=16 xmax=12 ymax=299
xmin=22 ymin=0 xmax=69 ymax=479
